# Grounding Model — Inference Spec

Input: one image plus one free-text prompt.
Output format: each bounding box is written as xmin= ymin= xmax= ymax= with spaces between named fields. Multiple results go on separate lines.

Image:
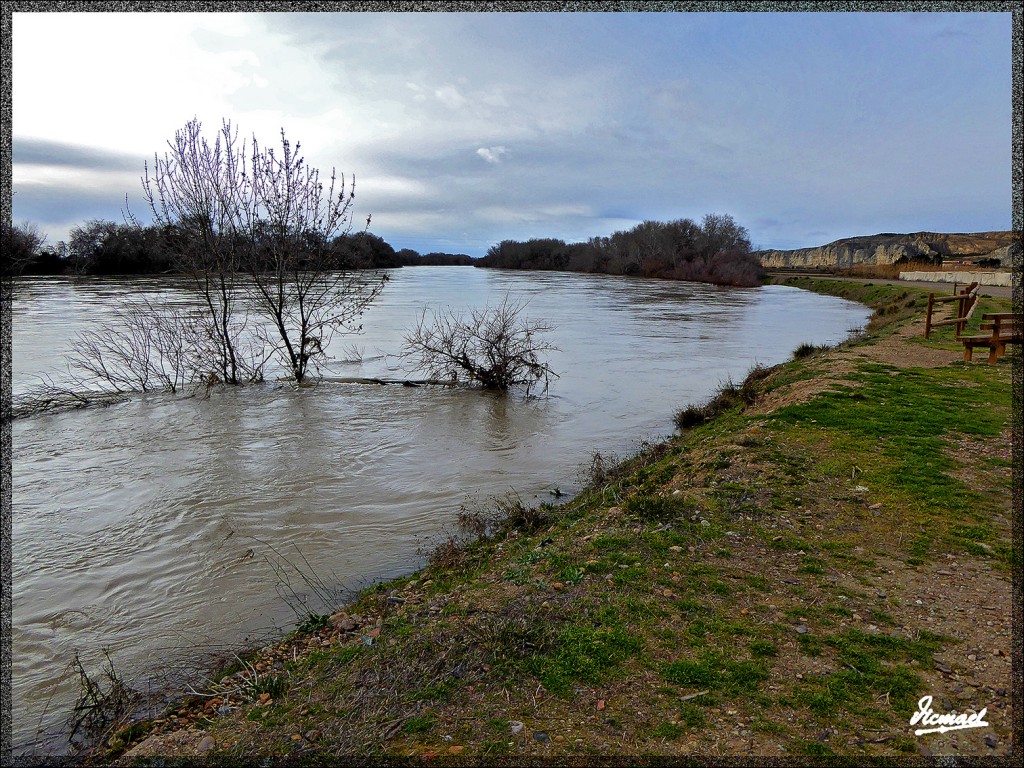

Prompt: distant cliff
xmin=756 ymin=231 xmax=1018 ymax=270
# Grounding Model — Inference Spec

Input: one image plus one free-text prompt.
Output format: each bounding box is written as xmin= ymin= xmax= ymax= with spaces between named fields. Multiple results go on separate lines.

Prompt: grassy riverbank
xmin=103 ymin=278 xmax=1016 ymax=763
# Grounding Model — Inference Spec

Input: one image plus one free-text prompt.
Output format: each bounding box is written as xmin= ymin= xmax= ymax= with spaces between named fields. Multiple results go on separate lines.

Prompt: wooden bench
xmin=961 ymin=312 xmax=1022 ymax=364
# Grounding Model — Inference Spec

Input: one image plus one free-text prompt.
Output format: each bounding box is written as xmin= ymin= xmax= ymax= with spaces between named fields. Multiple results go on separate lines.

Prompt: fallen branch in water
xmin=328 ymin=377 xmax=453 ymax=387
xmin=13 ymin=378 xmax=131 ymax=419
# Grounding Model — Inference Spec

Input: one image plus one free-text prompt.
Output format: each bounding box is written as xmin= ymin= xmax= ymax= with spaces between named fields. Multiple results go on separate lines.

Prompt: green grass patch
xmin=624 ymin=494 xmax=697 ymax=522
xmin=677 ymin=703 xmax=708 ymax=726
xmin=743 ymin=574 xmax=772 ymax=592
xmin=524 ymin=622 xmax=643 ymax=695
xmin=402 ymin=713 xmax=437 ymax=734
xmin=651 ymin=722 xmax=687 ymax=740
xmin=407 ymin=680 xmax=456 ymax=703
xmin=749 ymin=640 xmax=778 ymax=658
xmin=662 ymin=651 xmax=769 ymax=695
xmin=797 ymin=556 xmax=827 ymax=575
xmin=794 ymin=628 xmax=947 ymax=719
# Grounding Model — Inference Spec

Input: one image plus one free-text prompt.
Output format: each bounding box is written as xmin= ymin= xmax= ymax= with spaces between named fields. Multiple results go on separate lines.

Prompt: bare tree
xmin=138 ymin=119 xmax=251 ymax=384
xmin=64 ymin=299 xmax=243 ymax=395
xmin=3 ymin=220 xmax=47 ymax=276
xmin=403 ymin=295 xmax=558 ymax=395
xmin=239 ymin=131 xmax=387 ymax=382
xmin=13 ymin=299 xmax=273 ymax=417
xmin=136 ymin=118 xmax=387 ymax=384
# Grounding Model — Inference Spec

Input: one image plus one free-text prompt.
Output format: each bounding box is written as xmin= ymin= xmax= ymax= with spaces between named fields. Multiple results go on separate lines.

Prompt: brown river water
xmin=9 ymin=267 xmax=871 ymax=755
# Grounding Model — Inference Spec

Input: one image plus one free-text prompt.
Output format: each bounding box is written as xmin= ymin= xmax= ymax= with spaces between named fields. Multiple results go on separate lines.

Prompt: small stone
xmin=197 ymin=735 xmax=216 ymax=753
xmin=552 ymin=582 xmax=565 ymax=591
xmin=597 ymin=699 xmax=606 ymax=711
xmin=740 ymin=609 xmax=749 ymax=615
xmin=291 ymin=734 xmax=302 ymax=742
xmin=510 ymin=721 xmax=524 ymax=734
xmin=554 ymin=735 xmax=565 ymax=743
xmin=984 ymin=735 xmax=998 ymax=749
xmin=533 ymin=731 xmax=550 ymax=743
xmin=796 ymin=625 xmax=809 ymax=634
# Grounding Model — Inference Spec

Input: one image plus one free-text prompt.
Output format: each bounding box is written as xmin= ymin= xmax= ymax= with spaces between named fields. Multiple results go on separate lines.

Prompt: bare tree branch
xmin=135 ymin=118 xmax=388 ymax=384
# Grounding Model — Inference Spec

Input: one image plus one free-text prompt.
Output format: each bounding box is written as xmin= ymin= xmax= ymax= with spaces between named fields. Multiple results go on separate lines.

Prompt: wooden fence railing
xmin=924 ymin=282 xmax=979 ymax=339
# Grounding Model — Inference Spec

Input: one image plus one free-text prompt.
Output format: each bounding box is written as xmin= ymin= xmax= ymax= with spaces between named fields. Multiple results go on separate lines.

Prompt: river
xmin=9 ymin=266 xmax=871 ymax=755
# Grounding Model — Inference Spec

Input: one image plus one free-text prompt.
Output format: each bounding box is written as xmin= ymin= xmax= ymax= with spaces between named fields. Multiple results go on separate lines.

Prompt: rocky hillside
xmin=757 ymin=231 xmax=1018 ymax=269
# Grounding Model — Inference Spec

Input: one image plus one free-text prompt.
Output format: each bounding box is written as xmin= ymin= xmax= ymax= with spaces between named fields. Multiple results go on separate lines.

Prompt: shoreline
xmin=56 ymin=277 xmax=1018 ymax=762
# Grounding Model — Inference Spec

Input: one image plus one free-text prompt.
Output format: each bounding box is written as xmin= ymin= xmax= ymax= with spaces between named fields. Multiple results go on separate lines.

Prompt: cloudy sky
xmin=10 ymin=9 xmax=1013 ymax=256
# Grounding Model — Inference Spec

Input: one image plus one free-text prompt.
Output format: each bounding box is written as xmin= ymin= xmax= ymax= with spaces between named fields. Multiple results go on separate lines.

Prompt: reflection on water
xmin=11 ymin=268 xmax=870 ymax=754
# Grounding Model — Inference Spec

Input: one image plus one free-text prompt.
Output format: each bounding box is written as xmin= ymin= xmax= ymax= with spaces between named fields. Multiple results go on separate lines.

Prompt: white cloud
xmin=476 ymin=146 xmax=509 ymax=164
xmin=434 ymin=84 xmax=467 ymax=109
xmin=13 ymin=13 xmax=268 ymax=154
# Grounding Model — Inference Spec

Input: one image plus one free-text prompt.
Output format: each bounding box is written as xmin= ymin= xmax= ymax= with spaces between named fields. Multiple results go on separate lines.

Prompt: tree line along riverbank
xmin=81 ymin=278 xmax=1015 ymax=763
xmin=4 ymin=212 xmax=764 ymax=287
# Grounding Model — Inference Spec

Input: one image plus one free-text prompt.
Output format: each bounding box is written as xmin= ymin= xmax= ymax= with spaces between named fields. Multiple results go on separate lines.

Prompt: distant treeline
xmin=477 ymin=214 xmax=764 ymax=287
xmin=5 ymin=214 xmax=761 ymax=286
xmin=3 ymin=219 xmax=473 ymax=277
